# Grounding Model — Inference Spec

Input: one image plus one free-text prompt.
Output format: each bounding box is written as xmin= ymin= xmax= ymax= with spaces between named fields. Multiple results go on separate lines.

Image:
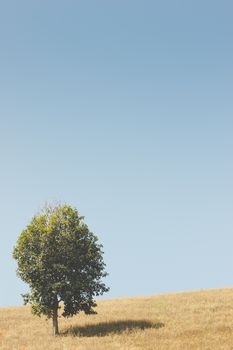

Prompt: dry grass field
xmin=1 ymin=288 xmax=233 ymax=349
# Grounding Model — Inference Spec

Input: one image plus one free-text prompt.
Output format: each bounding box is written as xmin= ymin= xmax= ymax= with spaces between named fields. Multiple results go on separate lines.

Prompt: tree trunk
xmin=53 ymin=304 xmax=59 ymax=336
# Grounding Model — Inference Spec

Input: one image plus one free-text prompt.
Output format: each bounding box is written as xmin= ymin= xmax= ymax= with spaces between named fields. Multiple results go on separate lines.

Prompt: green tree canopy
xmin=13 ymin=204 xmax=109 ymax=335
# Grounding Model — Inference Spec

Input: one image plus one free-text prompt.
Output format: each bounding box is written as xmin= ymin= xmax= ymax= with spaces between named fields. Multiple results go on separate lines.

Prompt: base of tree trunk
xmin=53 ymin=306 xmax=59 ymax=336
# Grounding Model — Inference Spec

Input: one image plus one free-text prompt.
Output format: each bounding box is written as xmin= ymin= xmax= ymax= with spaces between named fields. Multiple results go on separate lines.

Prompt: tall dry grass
xmin=1 ymin=288 xmax=233 ymax=349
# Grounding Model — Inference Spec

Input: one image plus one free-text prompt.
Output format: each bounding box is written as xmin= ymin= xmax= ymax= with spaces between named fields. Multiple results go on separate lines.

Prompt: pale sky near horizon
xmin=0 ymin=0 xmax=233 ymax=307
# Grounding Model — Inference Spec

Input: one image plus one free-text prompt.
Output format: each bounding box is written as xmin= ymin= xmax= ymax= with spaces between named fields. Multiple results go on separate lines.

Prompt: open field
xmin=1 ymin=288 xmax=233 ymax=349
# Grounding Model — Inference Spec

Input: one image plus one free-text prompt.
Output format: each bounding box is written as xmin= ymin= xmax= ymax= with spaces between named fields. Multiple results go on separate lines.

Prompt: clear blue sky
xmin=0 ymin=0 xmax=233 ymax=307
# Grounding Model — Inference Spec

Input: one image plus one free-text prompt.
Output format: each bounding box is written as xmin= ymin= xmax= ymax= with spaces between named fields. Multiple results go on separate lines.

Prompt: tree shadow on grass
xmin=61 ymin=320 xmax=165 ymax=337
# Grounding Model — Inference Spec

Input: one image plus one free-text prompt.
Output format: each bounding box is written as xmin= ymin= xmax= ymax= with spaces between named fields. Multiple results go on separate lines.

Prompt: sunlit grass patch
xmin=1 ymin=288 xmax=233 ymax=349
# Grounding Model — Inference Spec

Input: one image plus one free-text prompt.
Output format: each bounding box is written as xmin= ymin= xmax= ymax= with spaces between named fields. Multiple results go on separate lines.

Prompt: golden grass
xmin=1 ymin=288 xmax=233 ymax=349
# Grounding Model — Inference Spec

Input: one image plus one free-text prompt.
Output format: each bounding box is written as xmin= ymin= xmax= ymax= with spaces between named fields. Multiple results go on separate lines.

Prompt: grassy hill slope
xmin=1 ymin=288 xmax=233 ymax=349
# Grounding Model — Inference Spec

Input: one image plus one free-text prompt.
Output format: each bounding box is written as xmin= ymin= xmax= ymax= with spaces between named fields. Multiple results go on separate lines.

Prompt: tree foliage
xmin=13 ymin=204 xmax=109 ymax=334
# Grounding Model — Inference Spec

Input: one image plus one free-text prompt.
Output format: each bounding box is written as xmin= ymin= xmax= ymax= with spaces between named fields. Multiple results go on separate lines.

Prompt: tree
xmin=13 ymin=204 xmax=109 ymax=336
